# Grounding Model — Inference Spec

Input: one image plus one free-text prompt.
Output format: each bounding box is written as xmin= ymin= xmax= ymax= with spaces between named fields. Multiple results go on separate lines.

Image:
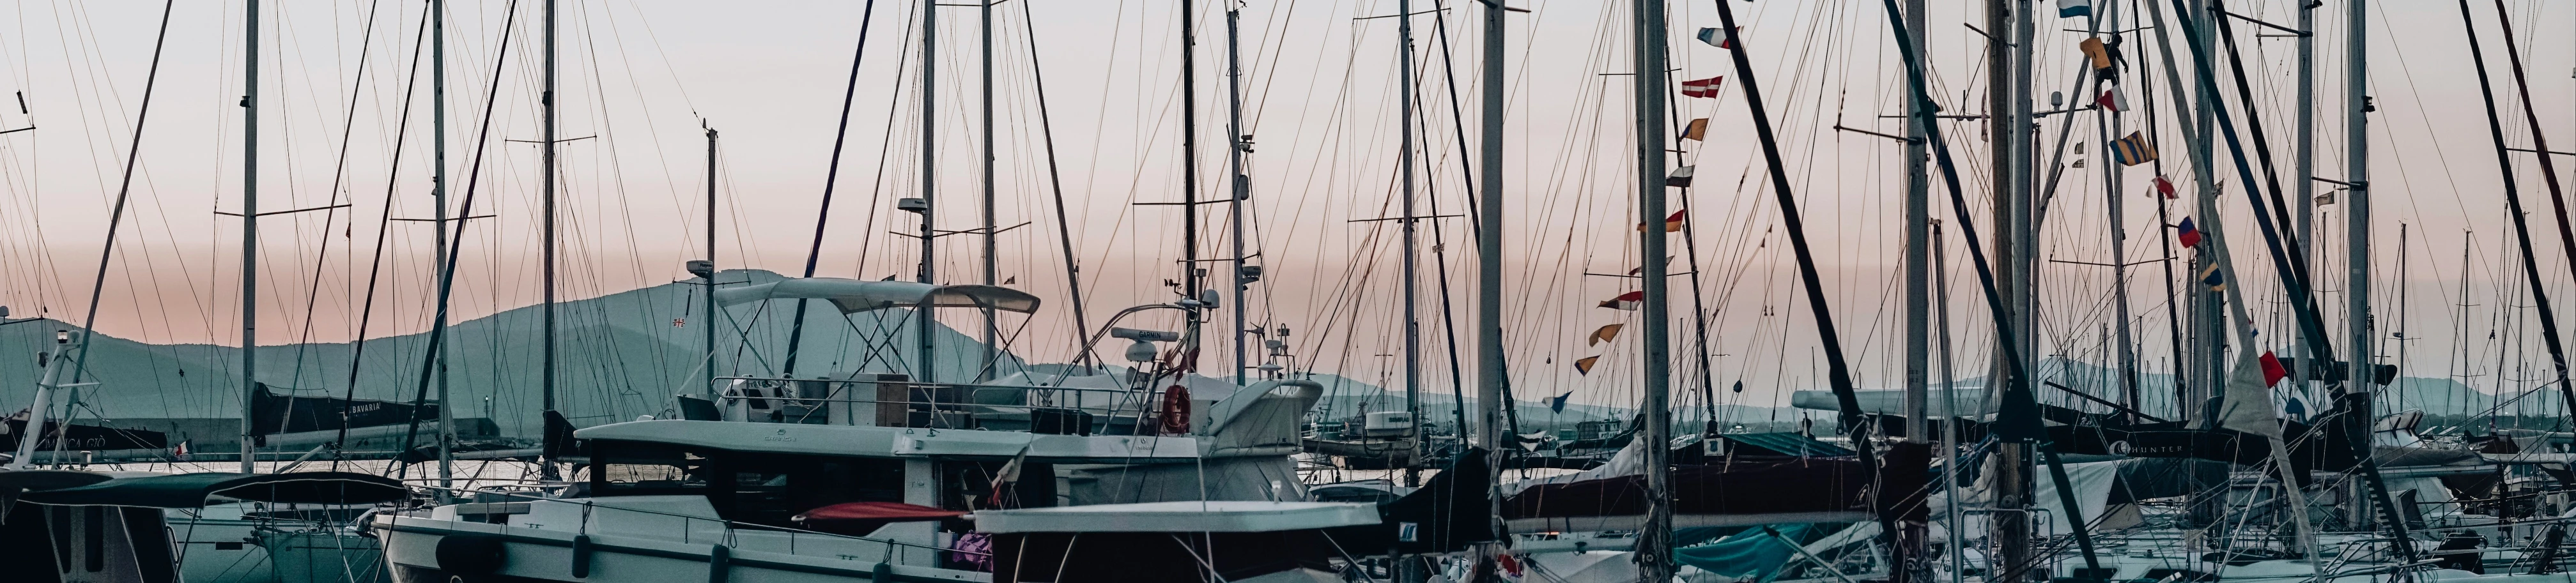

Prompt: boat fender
xmin=706 ymin=544 xmax=731 ymax=583
xmin=569 ymin=534 xmax=592 ymax=578
xmin=435 ymin=533 xmax=508 ymax=576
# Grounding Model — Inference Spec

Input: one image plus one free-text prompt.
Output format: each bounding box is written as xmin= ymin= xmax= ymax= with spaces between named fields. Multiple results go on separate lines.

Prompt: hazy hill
xmin=0 ymin=269 xmax=1019 ymax=437
xmin=1 ymin=271 xmax=2543 ymax=440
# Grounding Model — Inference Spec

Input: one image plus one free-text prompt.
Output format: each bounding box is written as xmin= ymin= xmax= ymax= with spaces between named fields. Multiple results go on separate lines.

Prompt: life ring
xmin=1159 ymin=385 xmax=1192 ymax=434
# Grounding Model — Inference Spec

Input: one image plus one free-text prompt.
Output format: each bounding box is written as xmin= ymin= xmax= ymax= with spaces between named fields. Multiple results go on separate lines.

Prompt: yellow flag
xmin=1574 ymin=356 xmax=1601 ymax=374
xmin=1588 ymin=324 xmax=1624 ymax=346
xmin=2079 ymin=38 xmax=2111 ymax=70
xmin=1682 ymin=118 xmax=1709 ymax=141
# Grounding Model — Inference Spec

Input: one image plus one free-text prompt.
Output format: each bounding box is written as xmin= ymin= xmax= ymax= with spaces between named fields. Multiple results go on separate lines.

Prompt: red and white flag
xmin=2095 ymin=86 xmax=2129 ymax=112
xmin=2154 ymin=176 xmax=2177 ymax=199
xmin=1597 ymin=291 xmax=1644 ymax=310
xmin=1679 ymin=76 xmax=1725 ymax=98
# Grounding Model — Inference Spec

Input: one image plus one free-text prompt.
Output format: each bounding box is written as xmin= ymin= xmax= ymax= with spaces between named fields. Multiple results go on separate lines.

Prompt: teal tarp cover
xmin=1674 ymin=522 xmax=1825 ymax=577
xmin=20 ymin=471 xmax=407 ymax=508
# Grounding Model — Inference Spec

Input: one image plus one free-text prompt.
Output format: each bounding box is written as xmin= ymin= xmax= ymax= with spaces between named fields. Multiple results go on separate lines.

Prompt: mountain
xmin=0 ymin=269 xmax=1021 ymax=437
xmin=8 ymin=271 xmax=2529 ymax=441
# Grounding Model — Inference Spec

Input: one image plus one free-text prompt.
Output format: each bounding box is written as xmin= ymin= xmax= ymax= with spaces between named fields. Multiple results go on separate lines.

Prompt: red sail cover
xmin=794 ymin=502 xmax=965 ymax=523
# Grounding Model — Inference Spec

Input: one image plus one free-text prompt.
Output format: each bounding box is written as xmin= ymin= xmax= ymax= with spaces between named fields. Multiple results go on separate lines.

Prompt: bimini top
xmin=714 ymin=278 xmax=1040 ymax=314
xmin=0 ymin=469 xmax=123 ymax=496
xmin=973 ymin=501 xmax=1378 ymax=534
xmin=20 ymin=471 xmax=408 ymax=508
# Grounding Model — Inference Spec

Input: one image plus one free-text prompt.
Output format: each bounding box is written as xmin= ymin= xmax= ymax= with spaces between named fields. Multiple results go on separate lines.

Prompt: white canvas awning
xmin=713 ymin=278 xmax=1040 ymax=314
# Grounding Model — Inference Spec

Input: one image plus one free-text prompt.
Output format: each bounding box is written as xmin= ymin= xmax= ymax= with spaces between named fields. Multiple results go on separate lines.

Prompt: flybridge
xmin=697 ymin=374 xmax=1325 ymax=459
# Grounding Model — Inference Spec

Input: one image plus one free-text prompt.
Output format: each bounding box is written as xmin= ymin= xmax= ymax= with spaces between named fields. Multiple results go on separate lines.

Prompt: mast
xmin=2292 ymin=0 xmax=2316 ymax=393
xmin=978 ymin=0 xmax=997 ymax=380
xmin=2187 ymin=0 xmax=2220 ymax=437
xmin=1631 ymin=0 xmax=1673 ymax=577
xmin=2344 ymin=0 xmax=2373 ymax=481
xmin=1986 ymin=0 xmax=2036 ymax=573
xmin=1396 ymin=0 xmax=1424 ymax=487
xmin=1225 ymin=3 xmax=1249 ymax=384
xmin=238 ymin=0 xmax=261 ymax=474
xmin=705 ymin=126 xmax=719 ymax=396
xmin=1178 ymin=0 xmax=1201 ymax=381
xmin=2097 ymin=4 xmax=2140 ymax=424
xmin=917 ymin=0 xmax=938 ymax=384
xmin=541 ymin=0 xmax=559 ymax=418
xmin=431 ymin=0 xmax=454 ymax=488
xmin=1476 ymin=0 xmax=1509 ymax=551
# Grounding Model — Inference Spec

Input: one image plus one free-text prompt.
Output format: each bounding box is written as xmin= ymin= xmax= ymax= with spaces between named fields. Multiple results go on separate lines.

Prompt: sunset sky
xmin=0 ymin=0 xmax=2570 ymax=416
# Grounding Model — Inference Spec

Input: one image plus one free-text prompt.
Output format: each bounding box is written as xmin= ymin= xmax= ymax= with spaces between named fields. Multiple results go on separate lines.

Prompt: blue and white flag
xmin=1695 ymin=26 xmax=1738 ymax=49
xmin=1550 ymin=392 xmax=1573 ymax=413
xmin=2058 ymin=0 xmax=2092 ymax=17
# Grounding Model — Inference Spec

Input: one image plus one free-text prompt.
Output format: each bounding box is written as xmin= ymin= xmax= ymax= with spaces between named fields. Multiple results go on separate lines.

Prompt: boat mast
xmin=1476 ymin=0 xmax=1509 ymax=547
xmin=541 ymin=0 xmax=559 ymax=423
xmin=1900 ymin=0 xmax=1935 ymax=575
xmin=1224 ymin=3 xmax=1248 ymax=385
xmin=1178 ymin=0 xmax=1201 ymax=379
xmin=2291 ymin=0 xmax=2316 ymax=393
xmin=237 ymin=0 xmax=262 ymax=475
xmin=1631 ymin=0 xmax=1673 ymax=577
xmin=917 ymin=0 xmax=938 ymax=384
xmin=1986 ymin=0 xmax=2036 ymax=573
xmin=2343 ymin=0 xmax=2373 ymax=482
xmin=430 ymin=0 xmax=454 ymax=489
xmin=978 ymin=0 xmax=998 ymax=380
xmin=1396 ymin=0 xmax=1423 ymax=487
xmin=704 ymin=126 xmax=718 ymax=396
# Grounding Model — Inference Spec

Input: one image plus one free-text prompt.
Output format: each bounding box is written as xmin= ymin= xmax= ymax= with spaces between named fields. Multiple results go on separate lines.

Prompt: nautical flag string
xmin=2079 ymin=37 xmax=2117 ymax=80
xmin=2096 ymin=86 xmax=2129 ymax=112
xmin=2111 ymin=132 xmax=2157 ymax=165
xmin=1588 ymin=323 xmax=1624 ymax=345
xmin=1639 ymin=209 xmax=1687 ymax=232
xmin=1598 ymin=291 xmax=1644 ymax=310
xmin=1679 ymin=75 xmax=1725 ymax=98
xmin=2258 ymin=351 xmax=2288 ymax=386
xmin=1695 ymin=26 xmax=1739 ymax=49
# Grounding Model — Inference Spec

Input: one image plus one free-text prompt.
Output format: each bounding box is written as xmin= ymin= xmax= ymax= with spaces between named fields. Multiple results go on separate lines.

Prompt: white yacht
xmin=371 ymin=361 xmax=1327 ymax=581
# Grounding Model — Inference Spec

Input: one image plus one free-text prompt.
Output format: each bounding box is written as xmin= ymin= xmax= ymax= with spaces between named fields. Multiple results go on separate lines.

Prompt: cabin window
xmin=592 ymin=443 xmax=718 ymax=496
xmin=589 ymin=441 xmax=906 ymax=528
xmin=722 ymin=451 xmax=906 ymax=527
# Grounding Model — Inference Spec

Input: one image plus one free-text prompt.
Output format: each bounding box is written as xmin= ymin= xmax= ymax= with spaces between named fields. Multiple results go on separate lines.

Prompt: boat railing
xmin=711 ymin=375 xmax=1168 ymax=432
xmin=412 ymin=485 xmax=991 ymax=564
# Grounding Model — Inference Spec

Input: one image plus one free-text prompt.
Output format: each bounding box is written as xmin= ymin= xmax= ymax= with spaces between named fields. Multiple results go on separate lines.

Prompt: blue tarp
xmin=1674 ymin=523 xmax=1817 ymax=577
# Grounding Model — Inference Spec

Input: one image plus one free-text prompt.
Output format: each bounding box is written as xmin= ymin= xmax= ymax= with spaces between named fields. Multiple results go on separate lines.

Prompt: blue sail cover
xmin=1674 ymin=523 xmax=1817 ymax=577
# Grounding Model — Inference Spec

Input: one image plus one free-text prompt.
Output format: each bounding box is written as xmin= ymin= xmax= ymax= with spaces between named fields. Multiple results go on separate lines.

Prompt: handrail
xmin=402 ymin=485 xmax=989 ymax=557
xmin=713 ymin=376 xmax=1135 ymax=394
